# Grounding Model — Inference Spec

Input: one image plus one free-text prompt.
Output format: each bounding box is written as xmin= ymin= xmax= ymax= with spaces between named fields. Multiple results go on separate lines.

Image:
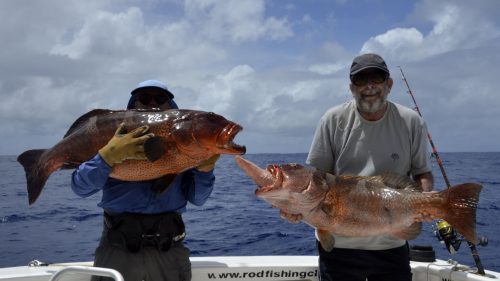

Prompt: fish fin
xmin=391 ymin=222 xmax=422 ymax=240
xmin=152 ymin=174 xmax=178 ymax=193
xmin=279 ymin=210 xmax=303 ymax=224
xmin=17 ymin=149 xmax=50 ymax=205
xmin=143 ymin=136 xmax=167 ymax=162
xmin=379 ymin=172 xmax=421 ymax=191
xmin=441 ymin=183 xmax=482 ymax=244
xmin=64 ymin=109 xmax=117 ymax=138
xmin=317 ymin=229 xmax=335 ymax=252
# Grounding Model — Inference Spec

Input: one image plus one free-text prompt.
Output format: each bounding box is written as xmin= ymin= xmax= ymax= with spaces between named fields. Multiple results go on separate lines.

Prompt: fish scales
xmin=323 ymin=176 xmax=439 ymax=236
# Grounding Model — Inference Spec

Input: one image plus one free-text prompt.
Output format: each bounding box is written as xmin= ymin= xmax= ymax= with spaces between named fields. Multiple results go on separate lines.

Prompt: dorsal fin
xmin=63 ymin=109 xmax=122 ymax=138
xmin=379 ymin=172 xmax=422 ymax=191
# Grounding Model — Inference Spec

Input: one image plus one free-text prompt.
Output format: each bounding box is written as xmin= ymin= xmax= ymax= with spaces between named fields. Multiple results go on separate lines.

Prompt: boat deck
xmin=0 ymin=256 xmax=499 ymax=281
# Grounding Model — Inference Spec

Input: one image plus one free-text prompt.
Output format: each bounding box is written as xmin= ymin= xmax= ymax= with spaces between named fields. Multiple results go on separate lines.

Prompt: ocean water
xmin=0 ymin=153 xmax=499 ymax=272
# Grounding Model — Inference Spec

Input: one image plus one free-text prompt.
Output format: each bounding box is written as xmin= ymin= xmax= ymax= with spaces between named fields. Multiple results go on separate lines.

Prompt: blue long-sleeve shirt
xmin=71 ymin=154 xmax=215 ymax=214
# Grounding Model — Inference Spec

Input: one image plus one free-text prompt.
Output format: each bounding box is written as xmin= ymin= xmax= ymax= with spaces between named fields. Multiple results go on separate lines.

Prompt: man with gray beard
xmin=306 ymin=53 xmax=434 ymax=281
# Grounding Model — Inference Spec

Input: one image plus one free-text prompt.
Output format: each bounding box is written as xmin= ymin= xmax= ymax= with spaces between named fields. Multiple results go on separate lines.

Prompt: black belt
xmin=104 ymin=211 xmax=185 ymax=253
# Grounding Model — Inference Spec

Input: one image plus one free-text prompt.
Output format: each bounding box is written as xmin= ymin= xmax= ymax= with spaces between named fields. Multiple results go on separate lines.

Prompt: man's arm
xmin=183 ymin=169 xmax=216 ymax=206
xmin=413 ymin=171 xmax=436 ymax=222
xmin=71 ymin=154 xmax=111 ymax=197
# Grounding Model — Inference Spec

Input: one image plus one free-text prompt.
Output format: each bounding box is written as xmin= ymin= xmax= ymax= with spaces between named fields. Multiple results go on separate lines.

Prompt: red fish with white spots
xmin=18 ymin=109 xmax=246 ymax=205
xmin=235 ymin=156 xmax=481 ymax=251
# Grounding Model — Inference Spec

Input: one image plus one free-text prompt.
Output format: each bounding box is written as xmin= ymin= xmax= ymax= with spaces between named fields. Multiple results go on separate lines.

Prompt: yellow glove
xmin=98 ymin=123 xmax=154 ymax=167
xmin=196 ymin=154 xmax=220 ymax=172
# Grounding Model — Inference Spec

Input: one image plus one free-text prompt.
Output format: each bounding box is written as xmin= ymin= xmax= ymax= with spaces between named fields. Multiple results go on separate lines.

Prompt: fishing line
xmin=398 ymin=66 xmax=486 ymax=275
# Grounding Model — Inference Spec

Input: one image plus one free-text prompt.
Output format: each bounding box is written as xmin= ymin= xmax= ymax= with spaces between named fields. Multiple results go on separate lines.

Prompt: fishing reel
xmin=434 ymin=220 xmax=488 ymax=254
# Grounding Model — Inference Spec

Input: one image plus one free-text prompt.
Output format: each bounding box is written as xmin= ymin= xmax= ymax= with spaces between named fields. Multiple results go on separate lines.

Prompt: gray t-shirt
xmin=307 ymin=100 xmax=431 ymax=250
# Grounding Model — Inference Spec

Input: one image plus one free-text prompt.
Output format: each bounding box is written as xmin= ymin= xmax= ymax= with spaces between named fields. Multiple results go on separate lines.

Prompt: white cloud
xmin=49 ymin=6 xmax=225 ymax=77
xmin=192 ymin=64 xmax=349 ymax=136
xmin=193 ymin=64 xmax=258 ymax=117
xmin=308 ymin=63 xmax=346 ymax=75
xmin=51 ymin=8 xmax=144 ymax=60
xmin=361 ymin=28 xmax=424 ymax=60
xmin=362 ymin=1 xmax=500 ymax=61
xmin=184 ymin=0 xmax=293 ymax=43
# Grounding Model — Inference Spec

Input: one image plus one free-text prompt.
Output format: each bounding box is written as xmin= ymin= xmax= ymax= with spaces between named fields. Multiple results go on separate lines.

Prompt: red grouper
xmin=18 ymin=109 xmax=246 ymax=205
xmin=234 ymin=156 xmax=482 ymax=251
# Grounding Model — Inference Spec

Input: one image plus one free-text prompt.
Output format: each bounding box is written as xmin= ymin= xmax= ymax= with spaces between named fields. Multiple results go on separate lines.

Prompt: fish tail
xmin=440 ymin=183 xmax=482 ymax=244
xmin=17 ymin=149 xmax=52 ymax=205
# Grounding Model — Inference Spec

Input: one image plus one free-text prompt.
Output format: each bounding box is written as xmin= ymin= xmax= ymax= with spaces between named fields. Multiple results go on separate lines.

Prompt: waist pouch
xmin=104 ymin=211 xmax=185 ymax=253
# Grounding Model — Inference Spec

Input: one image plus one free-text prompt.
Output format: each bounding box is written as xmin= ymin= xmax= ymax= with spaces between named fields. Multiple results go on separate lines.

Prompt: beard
xmin=353 ymin=87 xmax=388 ymax=113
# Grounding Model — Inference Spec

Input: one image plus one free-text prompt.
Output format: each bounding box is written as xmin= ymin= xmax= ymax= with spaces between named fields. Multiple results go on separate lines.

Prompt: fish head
xmin=235 ymin=156 xmax=329 ymax=214
xmin=172 ymin=111 xmax=246 ymax=155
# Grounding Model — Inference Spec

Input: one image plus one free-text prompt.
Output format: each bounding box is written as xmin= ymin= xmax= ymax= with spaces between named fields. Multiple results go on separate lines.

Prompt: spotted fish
xmin=18 ymin=109 xmax=246 ymax=205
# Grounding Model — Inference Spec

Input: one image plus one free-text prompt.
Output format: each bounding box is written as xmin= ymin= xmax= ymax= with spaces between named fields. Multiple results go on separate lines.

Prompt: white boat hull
xmin=0 ymin=256 xmax=499 ymax=281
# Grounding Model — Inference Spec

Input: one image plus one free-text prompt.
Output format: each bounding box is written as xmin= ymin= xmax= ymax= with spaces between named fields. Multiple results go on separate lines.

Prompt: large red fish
xmin=235 ymin=156 xmax=482 ymax=251
xmin=18 ymin=109 xmax=246 ymax=205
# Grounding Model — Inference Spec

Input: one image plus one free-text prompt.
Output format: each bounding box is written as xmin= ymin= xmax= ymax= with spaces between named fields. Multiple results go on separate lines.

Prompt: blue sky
xmin=1 ymin=0 xmax=499 ymax=155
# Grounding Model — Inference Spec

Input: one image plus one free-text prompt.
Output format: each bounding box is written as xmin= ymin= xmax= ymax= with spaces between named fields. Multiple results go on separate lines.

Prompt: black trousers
xmin=91 ymin=212 xmax=191 ymax=281
xmin=318 ymin=241 xmax=412 ymax=281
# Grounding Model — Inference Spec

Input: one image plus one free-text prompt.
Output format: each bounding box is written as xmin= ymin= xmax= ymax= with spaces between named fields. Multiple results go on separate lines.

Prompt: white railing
xmin=49 ymin=266 xmax=123 ymax=281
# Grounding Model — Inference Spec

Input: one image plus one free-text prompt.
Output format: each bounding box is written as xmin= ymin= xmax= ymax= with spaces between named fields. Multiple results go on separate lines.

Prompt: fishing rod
xmin=398 ymin=66 xmax=486 ymax=275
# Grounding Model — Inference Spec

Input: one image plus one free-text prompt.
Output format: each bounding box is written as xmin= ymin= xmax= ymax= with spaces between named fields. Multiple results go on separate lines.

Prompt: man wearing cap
xmin=306 ymin=54 xmax=434 ymax=280
xmin=71 ymin=80 xmax=219 ymax=281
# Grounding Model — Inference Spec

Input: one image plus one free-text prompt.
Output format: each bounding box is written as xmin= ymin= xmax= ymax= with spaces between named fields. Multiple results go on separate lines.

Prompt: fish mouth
xmin=216 ymin=123 xmax=246 ymax=154
xmin=255 ymin=165 xmax=284 ymax=195
xmin=235 ymin=156 xmax=281 ymax=195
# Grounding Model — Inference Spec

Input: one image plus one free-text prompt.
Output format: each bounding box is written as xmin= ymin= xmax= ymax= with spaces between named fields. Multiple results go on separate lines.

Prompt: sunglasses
xmin=136 ymin=94 xmax=169 ymax=105
xmin=351 ymin=71 xmax=388 ymax=87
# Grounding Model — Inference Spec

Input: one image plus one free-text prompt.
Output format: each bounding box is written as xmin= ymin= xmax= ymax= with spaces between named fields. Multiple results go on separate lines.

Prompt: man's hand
xmin=196 ymin=154 xmax=220 ymax=172
xmin=414 ymin=172 xmax=434 ymax=192
xmin=98 ymin=123 xmax=154 ymax=167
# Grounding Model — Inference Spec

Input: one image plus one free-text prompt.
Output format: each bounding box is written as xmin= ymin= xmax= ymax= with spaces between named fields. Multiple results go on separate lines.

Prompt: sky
xmin=1 ymin=0 xmax=499 ymax=155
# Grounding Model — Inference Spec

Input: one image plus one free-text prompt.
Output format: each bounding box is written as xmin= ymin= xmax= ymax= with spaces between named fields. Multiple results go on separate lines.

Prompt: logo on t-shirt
xmin=391 ymin=153 xmax=400 ymax=161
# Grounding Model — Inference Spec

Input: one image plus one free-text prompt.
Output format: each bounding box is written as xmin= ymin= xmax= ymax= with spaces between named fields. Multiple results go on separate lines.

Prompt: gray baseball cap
xmin=350 ymin=53 xmax=389 ymax=76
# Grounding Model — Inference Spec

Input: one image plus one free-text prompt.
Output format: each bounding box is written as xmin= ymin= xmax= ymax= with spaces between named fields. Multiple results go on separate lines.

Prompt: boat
xmin=1 ymin=254 xmax=499 ymax=281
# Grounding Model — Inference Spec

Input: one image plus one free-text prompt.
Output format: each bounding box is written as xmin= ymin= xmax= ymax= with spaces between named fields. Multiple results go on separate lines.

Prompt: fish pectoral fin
xmin=317 ymin=229 xmax=335 ymax=252
xmin=152 ymin=174 xmax=178 ymax=193
xmin=391 ymin=222 xmax=422 ymax=240
xmin=144 ymin=136 xmax=168 ymax=162
xmin=279 ymin=210 xmax=303 ymax=224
